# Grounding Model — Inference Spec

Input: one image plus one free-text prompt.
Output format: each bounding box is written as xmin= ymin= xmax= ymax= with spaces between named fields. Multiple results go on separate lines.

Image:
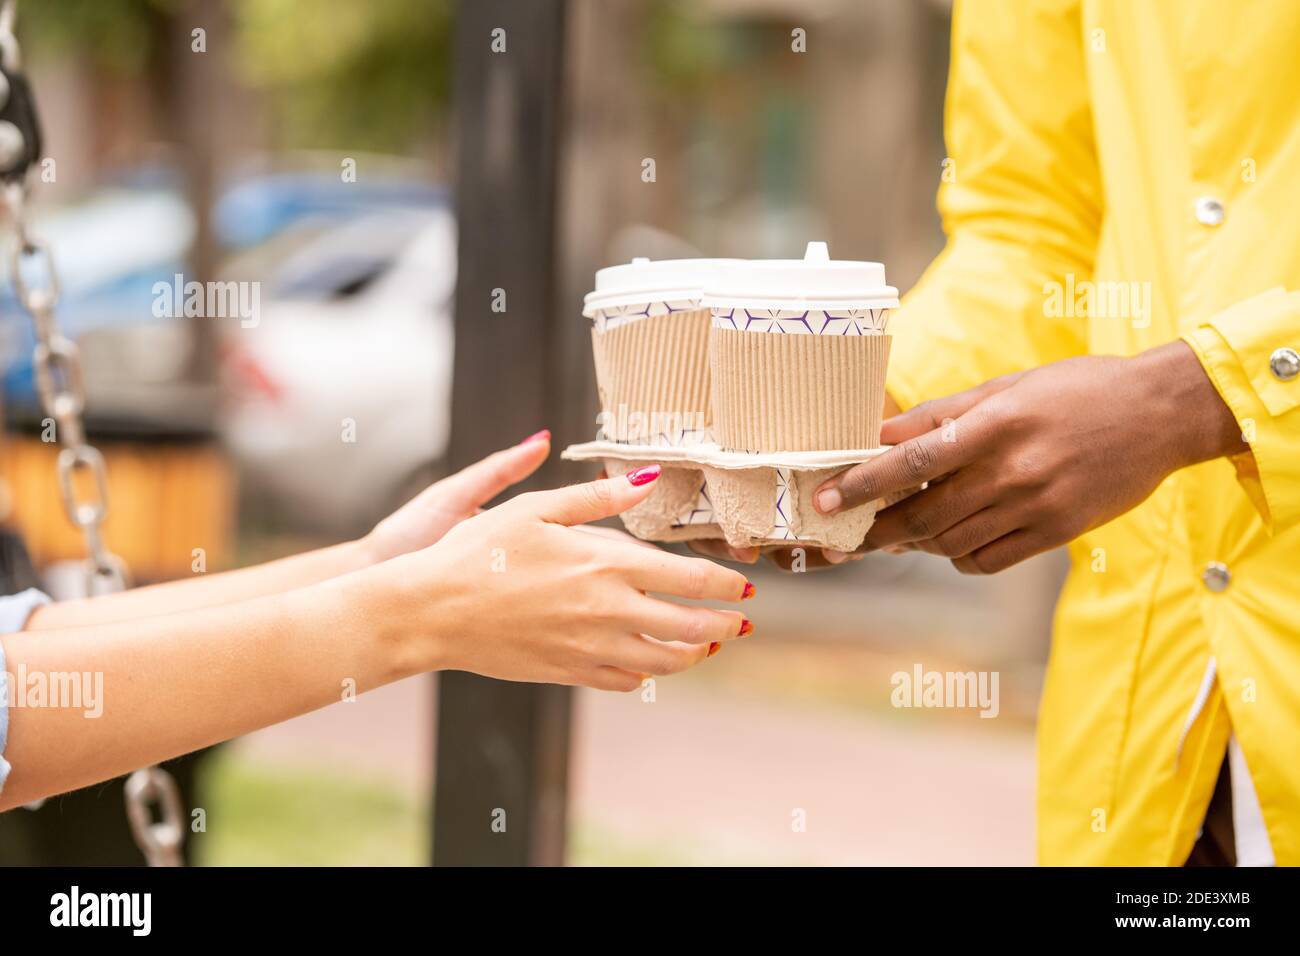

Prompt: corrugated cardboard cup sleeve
xmin=709 ymin=327 xmax=892 ymax=453
xmin=590 ymin=308 xmax=712 ymax=442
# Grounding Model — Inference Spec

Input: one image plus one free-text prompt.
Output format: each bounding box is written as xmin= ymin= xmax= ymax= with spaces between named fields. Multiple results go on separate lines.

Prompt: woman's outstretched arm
xmin=24 ymin=434 xmax=552 ymax=631
xmin=0 ymin=467 xmax=754 ymax=811
xmin=0 ymin=568 xmax=407 ymax=810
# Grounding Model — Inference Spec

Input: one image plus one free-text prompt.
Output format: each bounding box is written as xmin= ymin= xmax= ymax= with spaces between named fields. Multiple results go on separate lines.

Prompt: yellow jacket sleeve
xmin=1183 ymin=289 xmax=1300 ymax=534
xmin=887 ymin=0 xmax=1101 ymax=411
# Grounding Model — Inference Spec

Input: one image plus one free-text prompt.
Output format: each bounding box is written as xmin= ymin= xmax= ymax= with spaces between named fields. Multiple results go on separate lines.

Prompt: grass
xmin=675 ymin=637 xmax=1043 ymax=730
xmin=195 ymin=750 xmax=428 ymax=866
xmin=194 ymin=749 xmax=728 ymax=867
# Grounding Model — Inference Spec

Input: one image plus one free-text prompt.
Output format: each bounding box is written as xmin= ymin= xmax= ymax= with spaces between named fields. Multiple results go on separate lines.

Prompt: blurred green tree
xmin=19 ymin=0 xmax=168 ymax=72
xmin=231 ymin=0 xmax=453 ymax=151
xmin=18 ymin=0 xmax=454 ymax=153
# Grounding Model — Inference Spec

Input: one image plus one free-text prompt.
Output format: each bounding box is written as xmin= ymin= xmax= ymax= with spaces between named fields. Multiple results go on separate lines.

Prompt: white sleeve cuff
xmin=0 ymin=588 xmax=53 ymax=797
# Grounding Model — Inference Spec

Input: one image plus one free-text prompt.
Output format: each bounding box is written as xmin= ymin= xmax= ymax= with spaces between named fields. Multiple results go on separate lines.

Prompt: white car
xmin=218 ymin=209 xmax=456 ymax=533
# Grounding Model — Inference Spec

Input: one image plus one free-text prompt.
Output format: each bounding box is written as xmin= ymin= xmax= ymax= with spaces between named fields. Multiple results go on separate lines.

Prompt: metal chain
xmin=1 ymin=2 xmax=185 ymax=867
xmin=123 ymin=767 xmax=186 ymax=868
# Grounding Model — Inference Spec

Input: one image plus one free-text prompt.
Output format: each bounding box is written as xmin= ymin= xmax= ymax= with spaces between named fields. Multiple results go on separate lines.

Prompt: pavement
xmin=230 ymin=542 xmax=1056 ymax=865
xmin=234 ymin=665 xmax=1036 ymax=865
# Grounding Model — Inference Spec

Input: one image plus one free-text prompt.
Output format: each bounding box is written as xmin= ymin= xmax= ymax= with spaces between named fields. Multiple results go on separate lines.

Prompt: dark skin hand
xmin=816 ymin=340 xmax=1246 ymax=573
xmin=685 ymin=541 xmax=834 ymax=572
xmin=692 ymin=340 xmax=1246 ymax=574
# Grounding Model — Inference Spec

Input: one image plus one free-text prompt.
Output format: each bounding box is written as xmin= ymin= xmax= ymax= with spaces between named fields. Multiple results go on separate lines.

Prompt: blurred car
xmin=217 ymin=208 xmax=456 ymax=534
xmin=0 ymin=185 xmax=203 ymax=430
xmin=0 ymin=169 xmax=456 ymax=535
xmin=215 ymin=171 xmax=447 ymax=248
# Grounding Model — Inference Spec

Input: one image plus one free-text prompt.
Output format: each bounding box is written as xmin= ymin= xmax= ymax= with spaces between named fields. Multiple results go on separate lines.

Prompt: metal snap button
xmin=1194 ymin=196 xmax=1225 ymax=227
xmin=1269 ymin=347 xmax=1300 ymax=382
xmin=1201 ymin=561 xmax=1231 ymax=593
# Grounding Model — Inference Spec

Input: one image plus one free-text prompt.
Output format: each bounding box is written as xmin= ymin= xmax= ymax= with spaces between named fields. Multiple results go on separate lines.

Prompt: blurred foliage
xmin=14 ymin=0 xmax=741 ymax=152
xmin=14 ymin=0 xmax=453 ymax=152
xmin=17 ymin=0 xmax=177 ymax=72
xmin=231 ymin=0 xmax=453 ymax=151
xmin=642 ymin=0 xmax=772 ymax=96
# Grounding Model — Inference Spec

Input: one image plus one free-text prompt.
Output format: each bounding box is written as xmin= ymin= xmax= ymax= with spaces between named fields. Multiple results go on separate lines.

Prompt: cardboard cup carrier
xmin=564 ymin=243 xmax=898 ymax=551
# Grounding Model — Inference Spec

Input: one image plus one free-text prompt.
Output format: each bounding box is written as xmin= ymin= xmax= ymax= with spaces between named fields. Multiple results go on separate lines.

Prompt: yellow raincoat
xmin=887 ymin=0 xmax=1300 ymax=864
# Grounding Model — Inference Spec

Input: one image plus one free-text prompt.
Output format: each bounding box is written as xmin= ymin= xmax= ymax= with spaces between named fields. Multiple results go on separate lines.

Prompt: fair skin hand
xmin=2 ymin=449 xmax=752 ymax=810
xmin=27 ymin=431 xmax=557 ymax=630
xmin=811 ymin=340 xmax=1245 ymax=573
xmin=387 ymin=466 xmax=751 ymax=687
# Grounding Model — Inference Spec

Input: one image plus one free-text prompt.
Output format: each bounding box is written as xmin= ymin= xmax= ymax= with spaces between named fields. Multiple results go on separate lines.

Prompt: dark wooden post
xmin=433 ymin=0 xmax=573 ymax=867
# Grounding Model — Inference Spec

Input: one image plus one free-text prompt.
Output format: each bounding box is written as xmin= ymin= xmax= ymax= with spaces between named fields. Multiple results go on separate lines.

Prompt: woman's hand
xmin=383 ymin=465 xmax=756 ymax=691
xmin=22 ymin=432 xmax=551 ymax=633
xmin=362 ymin=430 xmax=553 ymax=564
xmin=812 ymin=341 xmax=1246 ymax=573
xmin=0 ymin=451 xmax=751 ymax=808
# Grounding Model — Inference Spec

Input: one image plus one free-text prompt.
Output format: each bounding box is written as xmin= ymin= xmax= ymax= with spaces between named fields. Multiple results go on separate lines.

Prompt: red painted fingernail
xmin=741 ymin=581 xmax=756 ymax=600
xmin=738 ymin=619 xmax=754 ymax=637
xmin=520 ymin=429 xmax=551 ymax=445
xmin=625 ymin=464 xmax=661 ymax=486
xmin=707 ymin=641 xmax=722 ymax=657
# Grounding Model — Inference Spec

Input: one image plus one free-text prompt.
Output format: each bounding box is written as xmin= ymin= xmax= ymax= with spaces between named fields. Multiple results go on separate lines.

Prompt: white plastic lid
xmin=583 ymin=257 xmax=742 ymax=317
xmin=702 ymin=242 xmax=899 ymax=311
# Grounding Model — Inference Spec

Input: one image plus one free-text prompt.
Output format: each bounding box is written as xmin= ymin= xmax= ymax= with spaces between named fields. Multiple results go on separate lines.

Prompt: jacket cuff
xmin=1182 ymin=289 xmax=1300 ymax=533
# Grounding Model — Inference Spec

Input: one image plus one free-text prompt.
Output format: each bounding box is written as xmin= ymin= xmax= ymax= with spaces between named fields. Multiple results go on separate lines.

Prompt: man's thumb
xmin=525 ymin=465 xmax=661 ymax=525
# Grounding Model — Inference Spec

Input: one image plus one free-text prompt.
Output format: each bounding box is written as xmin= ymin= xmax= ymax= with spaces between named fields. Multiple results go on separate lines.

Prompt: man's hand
xmin=688 ymin=393 xmax=907 ymax=570
xmin=813 ymin=341 xmax=1247 ymax=574
xmin=686 ymin=539 xmax=762 ymax=565
xmin=687 ymin=540 xmax=841 ymax=571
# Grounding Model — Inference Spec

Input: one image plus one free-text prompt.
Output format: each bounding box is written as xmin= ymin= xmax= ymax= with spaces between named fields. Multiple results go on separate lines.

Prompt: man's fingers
xmin=815 ymin=423 xmax=978 ymax=515
xmin=764 ymin=546 xmax=849 ymax=572
xmin=622 ymin=549 xmax=753 ymax=602
xmin=821 ymin=549 xmax=866 ymax=565
xmin=902 ymin=507 xmax=1010 ymax=559
xmin=435 ymin=431 xmax=551 ymax=512
xmin=881 ymin=394 xmax=980 ymax=446
xmin=951 ymin=528 xmax=1049 ymax=575
xmin=880 ymin=374 xmax=1023 ymax=446
xmin=687 ymin=539 xmax=761 ymax=564
xmin=520 ymin=465 xmax=662 ymax=525
xmin=860 ymin=473 xmax=991 ymax=550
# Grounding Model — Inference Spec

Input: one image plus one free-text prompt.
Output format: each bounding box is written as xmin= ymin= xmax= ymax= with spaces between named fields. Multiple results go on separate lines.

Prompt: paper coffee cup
xmin=583 ymin=258 xmax=736 ymax=542
xmin=703 ymin=241 xmax=898 ymax=454
xmin=584 ymin=257 xmax=740 ymax=446
xmin=569 ymin=244 xmax=900 ymax=550
xmin=699 ymin=241 xmax=899 ymax=547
